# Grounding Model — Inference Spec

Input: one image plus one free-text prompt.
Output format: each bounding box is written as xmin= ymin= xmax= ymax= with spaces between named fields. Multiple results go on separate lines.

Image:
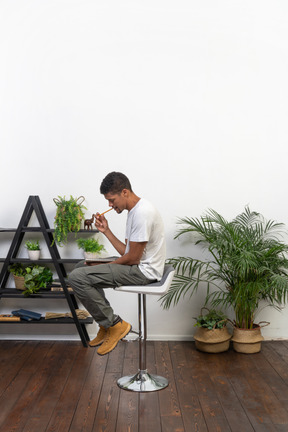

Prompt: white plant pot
xmin=28 ymin=250 xmax=40 ymax=260
xmin=84 ymin=252 xmax=101 ymax=260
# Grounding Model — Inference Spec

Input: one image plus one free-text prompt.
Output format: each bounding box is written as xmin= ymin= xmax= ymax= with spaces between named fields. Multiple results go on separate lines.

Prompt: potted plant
xmin=9 ymin=263 xmax=26 ymax=290
xmin=161 ymin=207 xmax=288 ymax=353
xmin=193 ymin=308 xmax=231 ymax=353
xmin=25 ymin=240 xmax=40 ymax=260
xmin=76 ymin=237 xmax=106 ymax=260
xmin=52 ymin=195 xmax=87 ymax=246
xmin=9 ymin=263 xmax=53 ymax=296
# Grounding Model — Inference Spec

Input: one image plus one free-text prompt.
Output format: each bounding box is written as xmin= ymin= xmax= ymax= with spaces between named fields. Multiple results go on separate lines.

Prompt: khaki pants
xmin=68 ymin=261 xmax=153 ymax=328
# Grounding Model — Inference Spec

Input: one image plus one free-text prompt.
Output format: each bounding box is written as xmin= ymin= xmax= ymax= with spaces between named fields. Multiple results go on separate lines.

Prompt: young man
xmin=68 ymin=172 xmax=166 ymax=355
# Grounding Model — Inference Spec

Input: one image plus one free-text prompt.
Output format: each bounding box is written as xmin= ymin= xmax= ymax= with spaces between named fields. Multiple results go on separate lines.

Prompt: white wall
xmin=1 ymin=0 xmax=288 ymax=341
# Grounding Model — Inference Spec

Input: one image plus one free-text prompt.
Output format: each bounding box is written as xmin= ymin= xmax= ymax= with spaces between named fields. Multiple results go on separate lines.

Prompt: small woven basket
xmin=194 ymin=327 xmax=231 ymax=353
xmin=13 ymin=275 xmax=25 ymax=290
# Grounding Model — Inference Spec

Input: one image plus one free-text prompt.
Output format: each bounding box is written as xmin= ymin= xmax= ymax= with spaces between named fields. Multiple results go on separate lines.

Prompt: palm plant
xmin=162 ymin=207 xmax=288 ymax=329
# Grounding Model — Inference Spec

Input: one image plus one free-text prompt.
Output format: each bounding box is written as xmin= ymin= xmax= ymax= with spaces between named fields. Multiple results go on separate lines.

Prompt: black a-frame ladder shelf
xmin=0 ymin=195 xmax=93 ymax=347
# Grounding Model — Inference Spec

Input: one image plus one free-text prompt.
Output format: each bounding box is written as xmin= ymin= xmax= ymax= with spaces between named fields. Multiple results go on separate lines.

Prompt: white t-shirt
xmin=125 ymin=198 xmax=166 ymax=281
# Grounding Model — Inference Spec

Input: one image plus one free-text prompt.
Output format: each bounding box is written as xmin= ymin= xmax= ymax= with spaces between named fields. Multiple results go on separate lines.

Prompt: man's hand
xmin=95 ymin=212 xmax=126 ymax=256
xmin=94 ymin=213 xmax=109 ymax=233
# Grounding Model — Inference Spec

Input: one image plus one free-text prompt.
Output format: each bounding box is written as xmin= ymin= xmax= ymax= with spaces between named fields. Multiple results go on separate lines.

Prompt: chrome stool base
xmin=115 ymin=266 xmax=175 ymax=393
xmin=117 ymin=369 xmax=169 ymax=392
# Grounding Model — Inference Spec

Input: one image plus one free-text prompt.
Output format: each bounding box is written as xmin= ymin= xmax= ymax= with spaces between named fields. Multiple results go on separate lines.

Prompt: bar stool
xmin=115 ymin=265 xmax=175 ymax=392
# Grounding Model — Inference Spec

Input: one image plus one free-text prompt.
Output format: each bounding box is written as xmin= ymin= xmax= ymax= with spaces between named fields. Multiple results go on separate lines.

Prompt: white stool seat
xmin=115 ymin=265 xmax=175 ymax=392
xmin=115 ymin=265 xmax=175 ymax=295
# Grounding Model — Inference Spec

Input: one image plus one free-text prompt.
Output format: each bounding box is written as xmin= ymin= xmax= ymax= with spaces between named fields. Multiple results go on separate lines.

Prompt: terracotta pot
xmin=232 ymin=325 xmax=264 ymax=354
xmin=194 ymin=326 xmax=231 ymax=353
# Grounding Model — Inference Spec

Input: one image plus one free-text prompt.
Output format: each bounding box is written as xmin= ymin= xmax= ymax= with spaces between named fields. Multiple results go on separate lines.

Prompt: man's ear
xmin=122 ymin=189 xmax=129 ymax=197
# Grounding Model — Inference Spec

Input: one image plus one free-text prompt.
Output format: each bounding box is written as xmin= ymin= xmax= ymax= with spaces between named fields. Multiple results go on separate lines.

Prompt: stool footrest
xmin=117 ymin=369 xmax=169 ymax=392
xmin=122 ymin=329 xmax=140 ymax=342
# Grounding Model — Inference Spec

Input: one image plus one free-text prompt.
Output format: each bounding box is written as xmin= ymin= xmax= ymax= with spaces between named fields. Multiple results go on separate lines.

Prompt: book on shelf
xmin=51 ymin=286 xmax=73 ymax=292
xmin=11 ymin=309 xmax=42 ymax=321
xmin=0 ymin=314 xmax=21 ymax=322
xmin=50 ymin=281 xmax=73 ymax=292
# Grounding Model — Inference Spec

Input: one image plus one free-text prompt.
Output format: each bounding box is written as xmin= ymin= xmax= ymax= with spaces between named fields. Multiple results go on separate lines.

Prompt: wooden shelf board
xmin=0 ymin=258 xmax=83 ymax=264
xmin=0 ymin=317 xmax=93 ymax=324
xmin=0 ymin=288 xmax=72 ymax=299
xmin=0 ymin=228 xmax=98 ymax=233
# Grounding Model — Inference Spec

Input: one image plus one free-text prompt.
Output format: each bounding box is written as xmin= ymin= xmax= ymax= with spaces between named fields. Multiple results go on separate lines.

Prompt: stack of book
xmin=11 ymin=309 xmax=42 ymax=321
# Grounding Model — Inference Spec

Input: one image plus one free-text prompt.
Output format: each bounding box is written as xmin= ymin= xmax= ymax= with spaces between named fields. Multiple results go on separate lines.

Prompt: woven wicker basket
xmin=232 ymin=326 xmax=264 ymax=354
xmin=194 ymin=327 xmax=231 ymax=353
xmin=13 ymin=275 xmax=25 ymax=290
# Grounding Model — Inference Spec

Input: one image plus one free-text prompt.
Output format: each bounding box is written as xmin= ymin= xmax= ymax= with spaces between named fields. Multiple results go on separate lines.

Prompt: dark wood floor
xmin=1 ymin=339 xmax=288 ymax=432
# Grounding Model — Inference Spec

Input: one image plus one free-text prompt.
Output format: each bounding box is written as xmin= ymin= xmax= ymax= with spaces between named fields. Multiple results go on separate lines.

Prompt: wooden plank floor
xmin=1 ymin=340 xmax=288 ymax=432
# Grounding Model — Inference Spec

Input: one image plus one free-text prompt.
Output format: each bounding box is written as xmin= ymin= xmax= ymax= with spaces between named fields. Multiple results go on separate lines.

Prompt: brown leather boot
xmin=97 ymin=320 xmax=131 ymax=356
xmin=89 ymin=325 xmax=107 ymax=347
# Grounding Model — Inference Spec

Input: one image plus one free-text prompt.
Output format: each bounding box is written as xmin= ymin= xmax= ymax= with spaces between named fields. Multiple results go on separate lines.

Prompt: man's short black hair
xmin=100 ymin=172 xmax=132 ymax=195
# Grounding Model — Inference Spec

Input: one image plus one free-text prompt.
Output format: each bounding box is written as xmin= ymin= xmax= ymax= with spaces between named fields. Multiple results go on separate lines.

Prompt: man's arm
xmin=102 ymin=227 xmax=126 ymax=256
xmin=111 ymin=241 xmax=147 ymax=265
xmin=94 ymin=213 xmax=146 ymax=265
xmin=95 ymin=213 xmax=126 ymax=255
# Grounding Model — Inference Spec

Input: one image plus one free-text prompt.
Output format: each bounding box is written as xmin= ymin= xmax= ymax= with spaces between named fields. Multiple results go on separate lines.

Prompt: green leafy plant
xmin=23 ymin=265 xmax=53 ymax=297
xmin=194 ymin=308 xmax=228 ymax=330
xmin=76 ymin=237 xmax=106 ymax=254
xmin=25 ymin=240 xmax=40 ymax=250
xmin=161 ymin=207 xmax=288 ymax=329
xmin=9 ymin=263 xmax=53 ymax=296
xmin=9 ymin=263 xmax=27 ymax=277
xmin=52 ymin=195 xmax=87 ymax=246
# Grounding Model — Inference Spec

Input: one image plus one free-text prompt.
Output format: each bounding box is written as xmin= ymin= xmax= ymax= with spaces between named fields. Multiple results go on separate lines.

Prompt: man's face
xmin=104 ymin=190 xmax=127 ymax=214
